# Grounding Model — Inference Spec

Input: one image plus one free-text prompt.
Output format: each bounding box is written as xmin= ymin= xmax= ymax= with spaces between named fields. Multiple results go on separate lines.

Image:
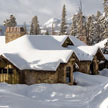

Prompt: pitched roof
xmin=0 ymin=35 xmax=105 ymax=70
xmin=0 ymin=36 xmax=5 ymax=48
xmin=0 ymin=35 xmax=74 ymax=71
xmin=78 ymin=45 xmax=99 ymax=56
xmin=67 ymin=46 xmax=93 ymax=61
xmin=69 ymin=36 xmax=87 ymax=46
xmin=95 ymin=38 xmax=108 ymax=49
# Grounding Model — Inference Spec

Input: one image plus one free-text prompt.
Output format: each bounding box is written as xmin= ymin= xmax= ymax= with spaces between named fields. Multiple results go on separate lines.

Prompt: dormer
xmin=62 ymin=37 xmax=74 ymax=47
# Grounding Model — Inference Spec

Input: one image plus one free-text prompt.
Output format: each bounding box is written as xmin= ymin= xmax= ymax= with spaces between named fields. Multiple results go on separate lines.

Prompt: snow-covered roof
xmin=67 ymin=46 xmax=93 ymax=61
xmin=95 ymin=38 xmax=108 ymax=49
xmin=0 ymin=35 xmax=105 ymax=70
xmin=0 ymin=36 xmax=5 ymax=48
xmin=78 ymin=45 xmax=99 ymax=56
xmin=0 ymin=35 xmax=74 ymax=71
xmin=69 ymin=36 xmax=86 ymax=46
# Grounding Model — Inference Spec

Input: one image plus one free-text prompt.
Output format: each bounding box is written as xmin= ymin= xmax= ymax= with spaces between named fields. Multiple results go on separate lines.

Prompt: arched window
xmin=66 ymin=66 xmax=71 ymax=83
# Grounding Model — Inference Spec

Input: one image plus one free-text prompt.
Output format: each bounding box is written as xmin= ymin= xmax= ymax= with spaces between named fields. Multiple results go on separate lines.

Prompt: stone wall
xmin=92 ymin=56 xmax=99 ymax=75
xmin=0 ymin=54 xmax=76 ymax=85
xmin=78 ymin=61 xmax=91 ymax=74
xmin=21 ymin=54 xmax=76 ymax=85
xmin=22 ymin=70 xmax=58 ymax=85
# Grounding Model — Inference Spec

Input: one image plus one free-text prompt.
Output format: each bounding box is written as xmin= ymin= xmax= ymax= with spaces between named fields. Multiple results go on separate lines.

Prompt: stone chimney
xmin=78 ymin=35 xmax=87 ymax=44
xmin=5 ymin=27 xmax=26 ymax=43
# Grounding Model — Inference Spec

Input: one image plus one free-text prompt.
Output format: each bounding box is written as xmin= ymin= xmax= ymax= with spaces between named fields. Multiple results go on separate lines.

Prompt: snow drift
xmin=0 ymin=72 xmax=108 ymax=108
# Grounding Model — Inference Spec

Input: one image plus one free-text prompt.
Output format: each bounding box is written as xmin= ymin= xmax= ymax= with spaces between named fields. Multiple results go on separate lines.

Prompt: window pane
xmin=3 ymin=69 xmax=7 ymax=74
xmin=8 ymin=69 xmax=13 ymax=74
xmin=0 ymin=68 xmax=2 ymax=74
xmin=66 ymin=67 xmax=71 ymax=83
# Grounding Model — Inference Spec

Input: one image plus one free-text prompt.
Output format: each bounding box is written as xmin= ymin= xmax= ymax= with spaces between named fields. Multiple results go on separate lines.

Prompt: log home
xmin=0 ymin=27 xmax=106 ymax=85
xmin=0 ymin=34 xmax=79 ymax=85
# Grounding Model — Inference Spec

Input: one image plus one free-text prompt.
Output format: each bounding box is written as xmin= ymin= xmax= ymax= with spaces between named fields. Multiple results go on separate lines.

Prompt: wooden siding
xmin=0 ymin=57 xmax=20 ymax=84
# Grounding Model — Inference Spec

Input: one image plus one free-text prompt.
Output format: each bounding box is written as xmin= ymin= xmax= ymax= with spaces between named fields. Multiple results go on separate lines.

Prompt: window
xmin=3 ymin=69 xmax=7 ymax=74
xmin=66 ymin=67 xmax=71 ymax=83
xmin=0 ymin=68 xmax=3 ymax=74
xmin=8 ymin=69 xmax=13 ymax=74
xmin=0 ymin=68 xmax=13 ymax=74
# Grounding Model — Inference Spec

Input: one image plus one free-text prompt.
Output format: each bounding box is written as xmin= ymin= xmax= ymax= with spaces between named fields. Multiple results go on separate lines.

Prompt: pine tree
xmin=60 ymin=4 xmax=67 ymax=35
xmin=45 ymin=30 xmax=49 ymax=35
xmin=23 ymin=22 xmax=27 ymax=34
xmin=86 ymin=16 xmax=95 ymax=45
xmin=52 ymin=23 xmax=55 ymax=35
xmin=4 ymin=15 xmax=17 ymax=27
xmin=30 ymin=16 xmax=41 ymax=35
xmin=70 ymin=14 xmax=78 ymax=36
xmin=104 ymin=0 xmax=108 ymax=17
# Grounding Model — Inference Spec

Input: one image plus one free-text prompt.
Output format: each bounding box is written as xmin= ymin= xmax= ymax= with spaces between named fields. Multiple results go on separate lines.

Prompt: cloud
xmin=38 ymin=9 xmax=52 ymax=15
xmin=0 ymin=0 xmax=103 ymax=25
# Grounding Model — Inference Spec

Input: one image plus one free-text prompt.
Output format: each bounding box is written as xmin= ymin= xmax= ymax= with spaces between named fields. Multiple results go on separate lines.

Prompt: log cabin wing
xmin=0 ymin=34 xmax=107 ymax=85
xmin=0 ymin=35 xmax=80 ymax=85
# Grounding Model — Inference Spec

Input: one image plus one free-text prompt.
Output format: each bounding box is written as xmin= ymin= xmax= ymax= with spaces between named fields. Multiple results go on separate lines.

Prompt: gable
xmin=62 ymin=37 xmax=74 ymax=47
xmin=95 ymin=49 xmax=105 ymax=61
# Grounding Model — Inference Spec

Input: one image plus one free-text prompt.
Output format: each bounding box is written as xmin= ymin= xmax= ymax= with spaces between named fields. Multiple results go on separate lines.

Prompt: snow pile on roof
xmin=0 ymin=34 xmax=105 ymax=70
xmin=0 ymin=35 xmax=73 ymax=71
xmin=95 ymin=38 xmax=108 ymax=48
xmin=0 ymin=72 xmax=108 ymax=108
xmin=67 ymin=36 xmax=102 ymax=60
xmin=69 ymin=36 xmax=86 ymax=46
xmin=78 ymin=45 xmax=99 ymax=56
xmin=67 ymin=46 xmax=93 ymax=61
xmin=0 ymin=36 xmax=5 ymax=48
xmin=2 ymin=50 xmax=73 ymax=71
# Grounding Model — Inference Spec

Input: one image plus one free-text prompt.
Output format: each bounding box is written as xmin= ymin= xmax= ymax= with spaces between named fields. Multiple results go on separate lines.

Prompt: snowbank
xmin=0 ymin=72 xmax=108 ymax=108
xmin=99 ymin=69 xmax=108 ymax=77
xmin=74 ymin=72 xmax=108 ymax=86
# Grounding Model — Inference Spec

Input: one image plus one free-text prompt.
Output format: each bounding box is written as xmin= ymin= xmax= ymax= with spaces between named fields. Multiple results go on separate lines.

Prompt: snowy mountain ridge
xmin=42 ymin=17 xmax=72 ymax=33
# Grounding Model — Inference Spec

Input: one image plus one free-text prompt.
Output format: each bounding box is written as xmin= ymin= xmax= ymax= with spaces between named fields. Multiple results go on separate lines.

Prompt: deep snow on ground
xmin=99 ymin=68 xmax=108 ymax=77
xmin=0 ymin=70 xmax=108 ymax=108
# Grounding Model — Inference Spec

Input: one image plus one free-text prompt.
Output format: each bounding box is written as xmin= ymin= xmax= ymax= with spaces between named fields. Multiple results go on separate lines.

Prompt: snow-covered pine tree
xmin=4 ymin=15 xmax=17 ymax=27
xmin=52 ymin=23 xmax=55 ymax=35
xmin=45 ymin=30 xmax=49 ymax=35
xmin=104 ymin=0 xmax=108 ymax=17
xmin=102 ymin=40 xmax=108 ymax=54
xmin=23 ymin=22 xmax=27 ymax=34
xmin=70 ymin=14 xmax=79 ymax=36
xmin=103 ymin=0 xmax=108 ymax=39
xmin=30 ymin=16 xmax=41 ymax=35
xmin=60 ymin=4 xmax=67 ymax=35
xmin=86 ymin=16 xmax=94 ymax=45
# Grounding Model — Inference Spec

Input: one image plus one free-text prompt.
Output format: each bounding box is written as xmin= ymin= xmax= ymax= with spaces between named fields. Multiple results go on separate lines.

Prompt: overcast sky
xmin=0 ymin=0 xmax=104 ymax=25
